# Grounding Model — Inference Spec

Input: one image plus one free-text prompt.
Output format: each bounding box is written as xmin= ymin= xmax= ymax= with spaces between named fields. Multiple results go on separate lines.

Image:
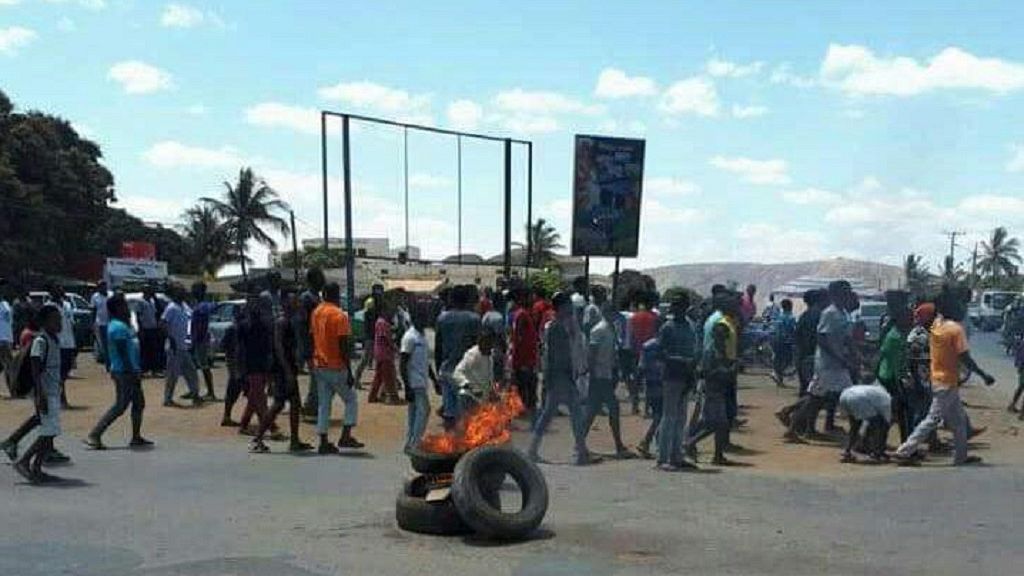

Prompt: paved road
xmin=1 ymin=334 xmax=1022 ymax=575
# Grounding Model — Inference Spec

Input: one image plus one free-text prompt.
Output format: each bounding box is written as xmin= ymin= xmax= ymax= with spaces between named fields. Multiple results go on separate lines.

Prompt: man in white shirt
xmin=161 ymin=284 xmax=201 ymax=407
xmin=90 ymin=280 xmax=110 ymax=365
xmin=0 ymin=277 xmax=13 ymax=377
xmin=51 ymin=285 xmax=77 ymax=408
xmin=399 ymin=307 xmax=436 ymax=451
xmin=453 ymin=330 xmax=495 ymax=406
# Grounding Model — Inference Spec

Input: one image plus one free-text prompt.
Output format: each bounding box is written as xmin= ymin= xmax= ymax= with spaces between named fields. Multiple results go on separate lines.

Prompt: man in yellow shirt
xmin=895 ymin=288 xmax=995 ymax=466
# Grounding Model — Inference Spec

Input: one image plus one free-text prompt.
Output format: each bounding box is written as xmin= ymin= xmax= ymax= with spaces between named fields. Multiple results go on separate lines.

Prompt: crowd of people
xmin=0 ymin=269 xmax=1016 ymax=484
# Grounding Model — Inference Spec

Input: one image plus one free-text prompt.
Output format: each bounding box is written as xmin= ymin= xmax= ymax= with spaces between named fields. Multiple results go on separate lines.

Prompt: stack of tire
xmin=397 ymin=445 xmax=549 ymax=540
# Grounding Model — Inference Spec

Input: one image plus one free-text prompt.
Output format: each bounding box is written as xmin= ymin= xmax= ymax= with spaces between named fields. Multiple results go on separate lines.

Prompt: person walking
xmin=794 ymin=289 xmax=825 ymax=398
xmin=509 ymin=287 xmax=540 ymax=419
xmin=784 ymin=281 xmax=858 ymax=442
xmin=161 ymin=284 xmax=201 ymax=407
xmin=11 ymin=305 xmax=64 ymax=484
xmin=685 ymin=322 xmax=737 ymax=466
xmin=368 ymin=301 xmax=400 ymax=404
xmin=220 ymin=305 xmax=245 ymax=428
xmin=311 ymin=282 xmax=364 ymax=454
xmin=583 ymin=302 xmax=633 ymax=458
xmin=352 ymin=283 xmax=384 ymax=388
xmin=137 ymin=284 xmax=162 ymax=377
xmin=85 ymin=294 xmax=151 ymax=450
xmin=528 ymin=292 xmax=596 ymax=466
xmin=250 ymin=292 xmax=313 ymax=453
xmin=90 ymin=280 xmax=110 ymax=366
xmin=1010 ymin=334 xmax=1024 ymax=417
xmin=635 ymin=335 xmax=663 ymax=459
xmin=770 ymin=298 xmax=796 ymax=387
xmin=51 ymin=285 xmax=76 ymax=408
xmin=894 ymin=289 xmax=996 ymax=466
xmin=0 ymin=278 xmax=13 ymax=384
xmin=434 ymin=285 xmax=480 ymax=428
xmin=189 ymin=282 xmax=217 ymax=401
xmin=237 ymin=295 xmax=274 ymax=437
xmin=300 ymin=268 xmax=325 ymax=420
xmin=655 ymin=293 xmax=698 ymax=471
xmin=629 ymin=292 xmax=659 ymax=415
xmin=876 ymin=310 xmax=912 ymax=441
xmin=400 ymin=305 xmax=435 ymax=451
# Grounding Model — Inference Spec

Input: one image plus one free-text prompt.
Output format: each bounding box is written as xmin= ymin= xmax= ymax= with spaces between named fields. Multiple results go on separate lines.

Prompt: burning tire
xmin=451 ymin=445 xmax=549 ymax=540
xmin=406 ymin=446 xmax=464 ymax=475
xmin=395 ymin=475 xmax=471 ymax=536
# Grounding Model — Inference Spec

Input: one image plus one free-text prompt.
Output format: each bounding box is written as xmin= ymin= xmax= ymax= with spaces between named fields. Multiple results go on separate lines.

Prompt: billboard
xmin=571 ymin=135 xmax=645 ymax=257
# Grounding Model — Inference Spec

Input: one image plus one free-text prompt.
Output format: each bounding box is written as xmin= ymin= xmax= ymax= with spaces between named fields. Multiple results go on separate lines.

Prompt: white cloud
xmin=735 ymin=223 xmax=825 ymax=262
xmin=594 ymin=68 xmax=657 ymax=98
xmin=446 ymin=99 xmax=483 ymax=131
xmin=161 ymin=4 xmax=202 ymax=27
xmin=494 ymin=88 xmax=604 ymax=116
xmin=117 ymin=195 xmax=190 ymax=222
xmin=244 ymin=102 xmax=326 ymax=135
xmin=108 ymin=60 xmax=173 ymax=94
xmin=709 ymin=156 xmax=790 ymax=185
xmin=1006 ymin=145 xmax=1024 ymax=173
xmin=495 ymin=114 xmax=560 ymax=134
xmin=142 ymin=141 xmax=243 ymax=169
xmin=659 ymin=77 xmax=720 ymax=117
xmin=44 ymin=0 xmax=105 ymax=9
xmin=0 ymin=0 xmax=21 ymax=6
xmin=731 ymin=104 xmax=767 ymax=119
xmin=958 ymin=194 xmax=1024 ymax=218
xmin=645 ymin=177 xmax=700 ymax=198
xmin=706 ymin=58 xmax=763 ymax=78
xmin=780 ymin=187 xmax=842 ymax=205
xmin=0 ymin=26 xmax=36 ymax=56
xmin=408 ymin=173 xmax=452 ymax=190
xmin=821 ymin=44 xmax=1024 ymax=97
xmin=317 ymin=81 xmax=432 ymax=121
xmin=186 ymin=104 xmax=207 ymax=115
xmin=56 ymin=17 xmax=75 ymax=32
xmin=769 ymin=63 xmax=816 ymax=88
xmin=646 ymin=199 xmax=705 ymax=224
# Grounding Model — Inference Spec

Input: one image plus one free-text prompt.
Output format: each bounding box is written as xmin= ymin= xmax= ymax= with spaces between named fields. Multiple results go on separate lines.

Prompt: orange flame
xmin=420 ymin=386 xmax=526 ymax=454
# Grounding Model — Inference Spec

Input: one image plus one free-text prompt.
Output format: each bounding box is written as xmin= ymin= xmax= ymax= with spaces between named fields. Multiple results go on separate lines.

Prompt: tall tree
xmin=202 ymin=167 xmax=290 ymax=282
xmin=180 ymin=204 xmax=234 ymax=277
xmin=514 ymin=218 xmax=565 ymax=266
xmin=978 ymin=226 xmax=1021 ymax=280
xmin=903 ymin=253 xmax=929 ymax=296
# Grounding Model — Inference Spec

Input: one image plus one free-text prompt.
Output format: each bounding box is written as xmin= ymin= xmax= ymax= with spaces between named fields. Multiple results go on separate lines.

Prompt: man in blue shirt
xmin=190 ymin=281 xmax=217 ymax=401
xmin=86 ymin=293 xmax=151 ymax=449
xmin=656 ymin=292 xmax=698 ymax=471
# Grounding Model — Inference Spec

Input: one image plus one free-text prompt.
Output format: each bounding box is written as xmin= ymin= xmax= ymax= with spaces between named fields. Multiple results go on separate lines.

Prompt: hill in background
xmin=643 ymin=257 xmax=904 ymax=298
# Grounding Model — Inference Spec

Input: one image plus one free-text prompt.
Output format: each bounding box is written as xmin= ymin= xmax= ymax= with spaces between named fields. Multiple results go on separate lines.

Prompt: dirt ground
xmin=4 ymin=342 xmax=1021 ymax=477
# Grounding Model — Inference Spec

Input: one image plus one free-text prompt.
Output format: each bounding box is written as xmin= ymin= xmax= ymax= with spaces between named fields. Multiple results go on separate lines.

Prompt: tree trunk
xmin=238 ymin=226 xmax=248 ymax=287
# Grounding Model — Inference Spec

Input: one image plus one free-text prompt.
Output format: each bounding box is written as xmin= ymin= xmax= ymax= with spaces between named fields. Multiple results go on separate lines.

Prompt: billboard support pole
xmin=342 ymin=115 xmax=356 ymax=317
xmin=584 ymin=256 xmax=590 ymax=294
xmin=612 ymin=256 xmax=620 ymax=303
xmin=320 ymin=112 xmax=329 ymax=251
xmin=503 ymin=138 xmax=512 ymax=280
xmin=526 ymin=142 xmax=533 ymax=278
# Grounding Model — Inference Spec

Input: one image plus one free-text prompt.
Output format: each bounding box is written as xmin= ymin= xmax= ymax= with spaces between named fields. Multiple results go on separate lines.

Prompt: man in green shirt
xmin=876 ymin=310 xmax=911 ymax=441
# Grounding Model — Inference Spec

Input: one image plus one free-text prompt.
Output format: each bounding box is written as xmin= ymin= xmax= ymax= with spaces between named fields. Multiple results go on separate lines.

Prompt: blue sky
xmin=3 ymin=0 xmax=1024 ymax=274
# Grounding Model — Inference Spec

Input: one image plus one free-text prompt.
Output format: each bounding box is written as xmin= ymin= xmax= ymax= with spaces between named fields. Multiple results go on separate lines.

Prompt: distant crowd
xmin=1 ymin=269 xmax=1018 ymax=484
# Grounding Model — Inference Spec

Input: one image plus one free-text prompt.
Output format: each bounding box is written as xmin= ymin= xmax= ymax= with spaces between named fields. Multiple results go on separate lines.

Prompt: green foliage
xmin=528 ymin=268 xmax=563 ymax=297
xmin=979 ymin=226 xmax=1021 ymax=281
xmin=662 ymin=286 xmax=702 ymax=308
xmin=514 ymin=218 xmax=565 ymax=267
xmin=614 ymin=269 xmax=657 ymax=310
xmin=903 ymin=253 xmax=930 ymax=297
xmin=180 ymin=204 xmax=235 ymax=277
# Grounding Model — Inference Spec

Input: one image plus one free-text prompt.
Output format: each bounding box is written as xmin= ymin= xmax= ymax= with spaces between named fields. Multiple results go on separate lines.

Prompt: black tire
xmin=451 ymin=445 xmax=548 ymax=541
xmin=406 ymin=446 xmax=463 ymax=474
xmin=395 ymin=477 xmax=471 ymax=536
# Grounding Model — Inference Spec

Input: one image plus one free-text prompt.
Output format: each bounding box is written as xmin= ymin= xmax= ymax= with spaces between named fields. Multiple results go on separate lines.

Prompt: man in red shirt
xmin=510 ymin=287 xmax=540 ymax=418
xmin=630 ymin=293 xmax=659 ymax=356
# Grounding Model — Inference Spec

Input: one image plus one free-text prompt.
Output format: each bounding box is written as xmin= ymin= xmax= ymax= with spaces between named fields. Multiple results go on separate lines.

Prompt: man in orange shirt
xmin=895 ymin=288 xmax=995 ymax=466
xmin=311 ymin=282 xmax=364 ymax=455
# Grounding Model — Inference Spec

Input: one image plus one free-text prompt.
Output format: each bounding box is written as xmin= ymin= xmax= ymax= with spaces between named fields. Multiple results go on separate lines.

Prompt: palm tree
xmin=514 ymin=218 xmax=565 ymax=266
xmin=978 ymin=226 xmax=1022 ymax=280
xmin=179 ymin=204 xmax=235 ymax=277
xmin=903 ymin=253 xmax=929 ymax=295
xmin=201 ymin=167 xmax=290 ymax=282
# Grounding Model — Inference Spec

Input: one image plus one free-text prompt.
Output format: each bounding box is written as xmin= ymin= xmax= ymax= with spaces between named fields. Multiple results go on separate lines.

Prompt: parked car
xmin=853 ymin=300 xmax=888 ymax=344
xmin=28 ymin=291 xmax=94 ymax=349
xmin=209 ymin=299 xmax=246 ymax=354
xmin=970 ymin=290 xmax=1019 ymax=331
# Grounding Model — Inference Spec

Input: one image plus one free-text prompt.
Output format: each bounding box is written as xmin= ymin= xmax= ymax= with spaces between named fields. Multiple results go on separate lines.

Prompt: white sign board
xmin=104 ymin=258 xmax=169 ymax=287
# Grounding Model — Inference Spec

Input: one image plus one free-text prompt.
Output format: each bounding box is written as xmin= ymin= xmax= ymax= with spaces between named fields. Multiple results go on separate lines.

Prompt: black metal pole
xmin=290 ymin=210 xmax=300 ymax=284
xmin=403 ymin=127 xmax=409 ymax=253
xmin=342 ymin=115 xmax=356 ymax=316
xmin=526 ymin=142 xmax=533 ymax=277
xmin=503 ymin=138 xmax=512 ymax=280
xmin=320 ymin=112 xmax=329 ymax=251
xmin=584 ymin=256 xmax=590 ymax=294
xmin=612 ymin=256 xmax=620 ymax=304
xmin=457 ymin=136 xmax=462 ymax=265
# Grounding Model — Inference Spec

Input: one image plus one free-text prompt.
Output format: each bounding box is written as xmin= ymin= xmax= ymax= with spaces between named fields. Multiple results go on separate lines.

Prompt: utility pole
xmin=971 ymin=242 xmax=979 ymax=288
xmin=944 ymin=230 xmax=965 ymax=262
xmin=290 ymin=210 xmax=300 ymax=284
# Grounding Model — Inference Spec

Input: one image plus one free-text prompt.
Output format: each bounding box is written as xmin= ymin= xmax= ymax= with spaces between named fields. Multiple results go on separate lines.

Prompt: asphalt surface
xmin=1 ymin=333 xmax=1022 ymax=575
